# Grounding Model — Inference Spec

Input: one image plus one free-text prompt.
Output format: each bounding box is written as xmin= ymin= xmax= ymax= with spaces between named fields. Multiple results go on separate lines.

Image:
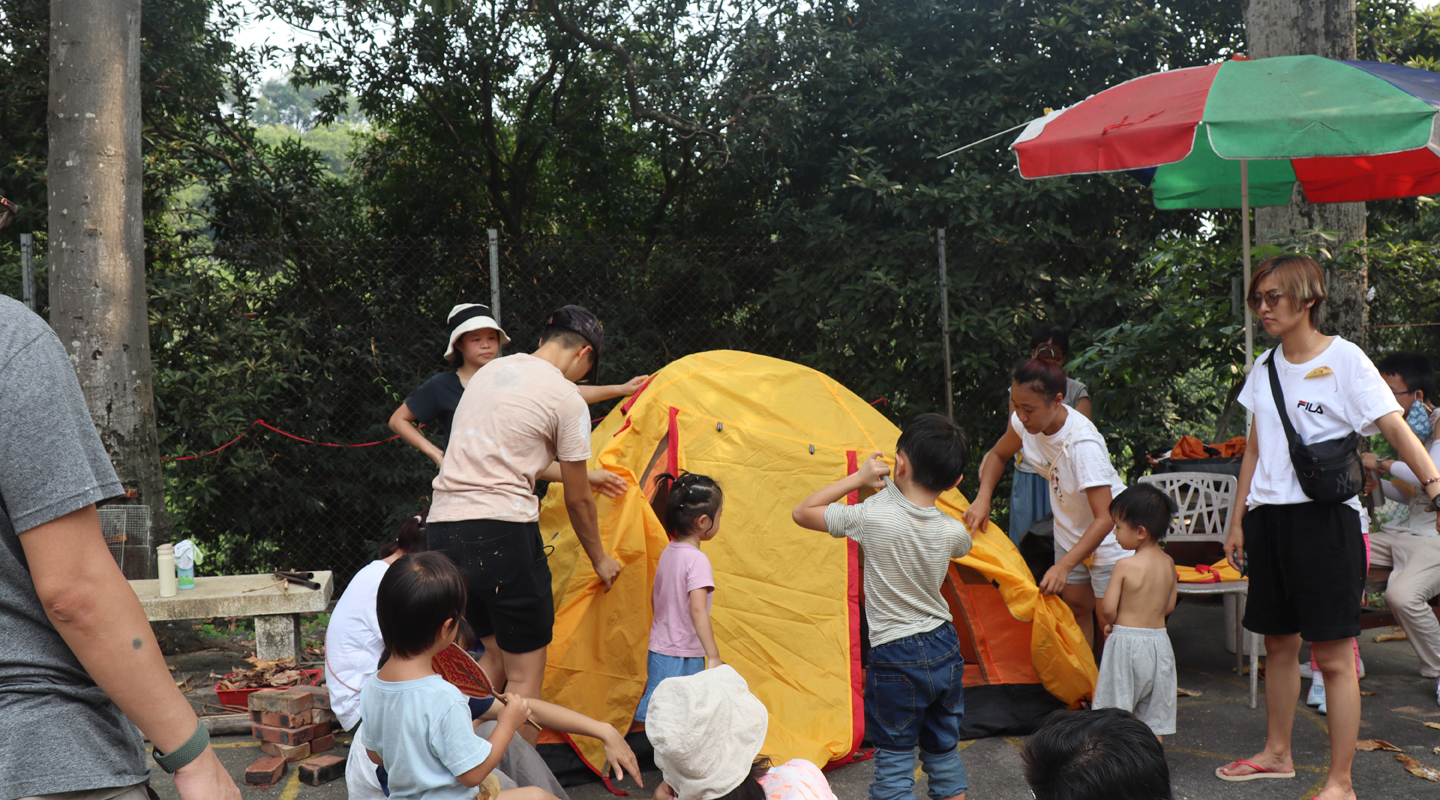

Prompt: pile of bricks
xmin=243 ymin=686 xmax=345 ymax=787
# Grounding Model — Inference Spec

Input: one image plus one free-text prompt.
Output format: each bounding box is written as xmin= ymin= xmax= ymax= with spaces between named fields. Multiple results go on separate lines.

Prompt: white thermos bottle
xmin=156 ymin=543 xmax=178 ymax=597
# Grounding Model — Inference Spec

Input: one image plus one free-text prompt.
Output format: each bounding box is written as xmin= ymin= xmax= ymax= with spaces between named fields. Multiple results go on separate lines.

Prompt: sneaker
xmin=1434 ymin=677 xmax=1439 ymax=708
xmin=1299 ymin=661 xmax=1314 ymax=679
xmin=1318 ymin=697 xmax=1327 ymax=715
xmin=1307 ymin=676 xmax=1325 ymax=708
xmin=1357 ymin=656 xmax=1365 ymax=680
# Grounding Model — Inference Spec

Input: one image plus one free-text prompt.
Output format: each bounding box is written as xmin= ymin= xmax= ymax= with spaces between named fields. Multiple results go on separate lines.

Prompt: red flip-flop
xmin=1216 ymin=760 xmax=1296 ymax=781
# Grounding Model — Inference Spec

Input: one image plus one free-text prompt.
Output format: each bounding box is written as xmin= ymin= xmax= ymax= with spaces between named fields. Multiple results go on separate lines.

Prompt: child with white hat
xmin=647 ymin=666 xmax=838 ymax=800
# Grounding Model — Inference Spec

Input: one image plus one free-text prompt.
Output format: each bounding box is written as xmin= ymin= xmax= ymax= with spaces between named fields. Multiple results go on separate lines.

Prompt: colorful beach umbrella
xmin=1006 ymin=54 xmax=1440 ymax=364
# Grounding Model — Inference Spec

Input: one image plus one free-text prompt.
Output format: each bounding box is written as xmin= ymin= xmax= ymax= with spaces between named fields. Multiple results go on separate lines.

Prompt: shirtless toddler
xmin=1095 ymin=484 xmax=1179 ymax=739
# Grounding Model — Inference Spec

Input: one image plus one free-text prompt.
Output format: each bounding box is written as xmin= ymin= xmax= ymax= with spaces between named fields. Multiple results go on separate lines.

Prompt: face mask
xmin=1406 ymin=399 xmax=1433 ymax=441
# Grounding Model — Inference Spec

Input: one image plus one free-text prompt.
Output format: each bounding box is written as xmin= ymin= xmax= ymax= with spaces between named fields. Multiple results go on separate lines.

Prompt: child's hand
xmin=498 ymin=693 xmax=531 ymax=729
xmin=1103 ymin=624 xmax=1114 ymax=637
xmin=858 ymin=451 xmax=890 ymax=489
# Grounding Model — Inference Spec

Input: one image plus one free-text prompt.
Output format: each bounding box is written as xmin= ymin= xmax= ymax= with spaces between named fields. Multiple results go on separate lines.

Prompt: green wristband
xmin=153 ymin=720 xmax=210 ymax=774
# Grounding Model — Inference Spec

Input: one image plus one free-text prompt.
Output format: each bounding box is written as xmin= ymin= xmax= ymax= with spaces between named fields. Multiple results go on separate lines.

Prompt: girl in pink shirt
xmin=635 ymin=472 xmax=725 ymax=722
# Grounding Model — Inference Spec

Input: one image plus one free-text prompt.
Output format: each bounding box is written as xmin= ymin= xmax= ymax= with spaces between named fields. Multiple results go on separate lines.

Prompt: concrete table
xmin=130 ymin=572 xmax=333 ymax=660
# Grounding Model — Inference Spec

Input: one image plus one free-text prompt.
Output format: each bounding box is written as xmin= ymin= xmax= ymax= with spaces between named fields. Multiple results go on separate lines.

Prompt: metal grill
xmin=99 ymin=505 xmax=151 ymax=574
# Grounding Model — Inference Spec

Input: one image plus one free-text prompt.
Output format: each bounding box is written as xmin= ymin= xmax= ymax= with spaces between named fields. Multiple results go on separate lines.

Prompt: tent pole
xmin=937 ymin=228 xmax=954 ymax=421
xmin=1241 ymin=160 xmax=1253 ymax=372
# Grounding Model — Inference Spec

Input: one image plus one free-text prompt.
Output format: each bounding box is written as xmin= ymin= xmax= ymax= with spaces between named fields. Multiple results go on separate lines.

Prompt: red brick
xmin=298 ymin=754 xmax=345 ymax=786
xmin=244 ymin=756 xmax=286 ymax=786
xmin=260 ymin=740 xmax=311 ymax=762
xmin=255 ymin=709 xmax=313 ymax=728
xmin=248 ymin=688 xmax=313 ymax=714
xmin=312 ymin=707 xmax=337 ymax=725
xmin=292 ymin=685 xmax=331 ymax=710
xmin=308 ymin=733 xmax=335 ymax=753
xmin=251 ymin=722 xmax=315 ymax=745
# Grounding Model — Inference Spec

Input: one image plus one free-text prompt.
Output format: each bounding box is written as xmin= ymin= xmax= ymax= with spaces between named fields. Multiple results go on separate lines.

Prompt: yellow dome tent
xmin=539 ymin=351 xmax=1095 ymax=777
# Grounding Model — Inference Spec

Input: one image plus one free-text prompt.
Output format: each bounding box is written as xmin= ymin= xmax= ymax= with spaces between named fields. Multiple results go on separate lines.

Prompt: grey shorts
xmin=1093 ymin=625 xmax=1177 ymax=736
xmin=1056 ymin=541 xmax=1116 ymax=597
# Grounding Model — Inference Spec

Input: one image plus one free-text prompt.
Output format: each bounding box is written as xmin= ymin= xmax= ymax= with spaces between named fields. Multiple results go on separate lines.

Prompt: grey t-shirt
xmin=824 ymin=479 xmax=972 ymax=647
xmin=0 ymin=295 xmax=147 ymax=798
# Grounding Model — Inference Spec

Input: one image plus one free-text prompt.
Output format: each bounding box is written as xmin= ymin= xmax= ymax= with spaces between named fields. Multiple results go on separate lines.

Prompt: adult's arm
xmin=559 ymin=460 xmax=622 ymax=590
xmin=577 ymin=375 xmax=651 ymax=404
xmin=1038 ymin=484 xmax=1114 ymax=596
xmin=960 ymin=423 xmax=1023 ymax=533
xmin=476 ymin=697 xmax=642 ymax=785
xmin=1074 ymin=396 xmax=1093 ymax=420
xmin=536 ymin=462 xmax=626 ymax=498
xmin=1223 ymin=421 xmax=1260 ymax=570
xmin=1375 ymin=412 xmax=1440 ymax=532
xmin=389 ymin=402 xmax=444 ymax=467
xmin=19 ymin=505 xmax=239 ymax=799
xmin=1377 ymin=436 xmax=1440 ymax=489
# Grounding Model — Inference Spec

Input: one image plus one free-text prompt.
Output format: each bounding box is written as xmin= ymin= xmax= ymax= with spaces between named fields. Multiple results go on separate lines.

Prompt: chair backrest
xmin=1135 ymin=471 xmax=1238 ymax=543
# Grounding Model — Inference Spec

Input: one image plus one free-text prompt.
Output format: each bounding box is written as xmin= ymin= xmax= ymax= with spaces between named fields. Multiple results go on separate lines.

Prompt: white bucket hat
xmin=647 ymin=666 xmax=769 ymax=800
xmin=444 ymin=303 xmax=509 ymax=359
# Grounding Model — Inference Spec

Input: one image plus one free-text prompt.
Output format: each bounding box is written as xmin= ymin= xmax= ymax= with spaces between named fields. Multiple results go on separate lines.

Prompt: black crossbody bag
xmin=1265 ymin=350 xmax=1364 ymax=504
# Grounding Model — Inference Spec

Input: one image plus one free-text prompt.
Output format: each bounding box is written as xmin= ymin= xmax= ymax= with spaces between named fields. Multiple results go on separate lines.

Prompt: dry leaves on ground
xmin=1374 ymin=628 xmax=1409 ymax=643
xmin=1424 ymin=722 xmax=1440 ymax=730
xmin=210 ymin=657 xmax=308 ymax=691
xmin=1356 ymin=739 xmax=1403 ymax=752
xmin=1395 ymin=754 xmax=1440 ymax=782
xmin=1176 ymin=687 xmax=1203 ymax=697
xmin=1361 ymin=690 xmax=1377 ymax=696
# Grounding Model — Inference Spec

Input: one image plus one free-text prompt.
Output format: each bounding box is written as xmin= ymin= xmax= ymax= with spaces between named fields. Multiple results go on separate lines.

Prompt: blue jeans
xmin=866 ymin=624 xmax=968 ymax=800
xmin=1009 ymin=469 xmax=1051 ymax=546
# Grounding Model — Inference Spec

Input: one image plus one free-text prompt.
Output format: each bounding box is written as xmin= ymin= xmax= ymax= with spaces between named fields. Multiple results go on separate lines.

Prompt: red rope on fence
xmin=166 ymin=400 xmax=890 ymax=461
xmin=161 ymin=419 xmax=409 ymax=461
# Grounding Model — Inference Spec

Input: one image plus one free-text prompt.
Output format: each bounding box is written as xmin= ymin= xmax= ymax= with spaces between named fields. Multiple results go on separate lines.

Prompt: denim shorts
xmin=865 ymin=623 xmax=965 ymax=753
xmin=634 ymin=651 xmax=707 ymax=722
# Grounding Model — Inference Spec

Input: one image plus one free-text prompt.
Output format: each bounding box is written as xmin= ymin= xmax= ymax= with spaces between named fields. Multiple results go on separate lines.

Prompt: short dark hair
xmin=1109 ymin=485 xmax=1176 ymax=543
xmin=1023 ymin=709 xmax=1172 ymax=800
xmin=1030 ymin=323 xmax=1071 ymax=360
xmin=650 ymin=471 xmax=724 ymax=539
xmin=376 ymin=551 xmax=468 ymax=659
xmin=1013 ymin=357 xmax=1068 ymax=401
xmin=712 ymin=759 xmax=772 ymax=800
xmin=1377 ymin=351 xmax=1435 ymax=401
xmin=895 ymin=413 xmax=969 ymax=492
xmin=540 ymin=325 xmax=596 ymax=360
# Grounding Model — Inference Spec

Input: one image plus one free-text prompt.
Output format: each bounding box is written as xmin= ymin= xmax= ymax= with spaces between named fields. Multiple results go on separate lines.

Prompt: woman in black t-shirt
xmin=389 ymin=302 xmax=649 ymax=493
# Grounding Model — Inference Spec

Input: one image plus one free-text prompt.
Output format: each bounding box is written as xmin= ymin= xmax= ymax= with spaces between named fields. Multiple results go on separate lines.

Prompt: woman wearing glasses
xmin=1216 ymin=256 xmax=1440 ymax=800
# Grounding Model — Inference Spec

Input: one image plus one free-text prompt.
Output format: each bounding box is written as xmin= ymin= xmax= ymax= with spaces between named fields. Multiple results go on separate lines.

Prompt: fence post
xmin=937 ymin=228 xmax=954 ymax=421
xmin=20 ymin=233 xmax=35 ymax=312
xmin=488 ymin=229 xmax=501 ymax=326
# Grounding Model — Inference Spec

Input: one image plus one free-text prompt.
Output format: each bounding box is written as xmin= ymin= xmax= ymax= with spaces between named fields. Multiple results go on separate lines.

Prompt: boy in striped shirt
xmin=792 ymin=413 xmax=974 ymax=800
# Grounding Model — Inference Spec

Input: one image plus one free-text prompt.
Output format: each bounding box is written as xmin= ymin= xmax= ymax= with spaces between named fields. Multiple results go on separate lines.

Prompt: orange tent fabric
xmin=539 ymin=351 xmax=1095 ymax=774
xmin=1171 ymin=435 xmax=1247 ymax=459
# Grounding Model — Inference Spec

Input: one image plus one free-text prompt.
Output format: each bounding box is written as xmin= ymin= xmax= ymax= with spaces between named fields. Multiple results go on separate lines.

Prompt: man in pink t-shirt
xmin=428 ymin=306 xmax=623 ymax=741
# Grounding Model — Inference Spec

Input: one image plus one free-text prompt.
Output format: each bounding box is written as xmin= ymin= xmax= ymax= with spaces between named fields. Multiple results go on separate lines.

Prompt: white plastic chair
xmin=1137 ymin=471 xmax=1259 ymax=708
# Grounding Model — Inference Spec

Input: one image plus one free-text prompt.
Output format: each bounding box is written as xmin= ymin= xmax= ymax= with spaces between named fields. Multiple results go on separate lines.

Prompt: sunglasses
xmin=1246 ymin=289 xmax=1288 ymax=311
xmin=0 ymin=197 xmax=16 ymax=231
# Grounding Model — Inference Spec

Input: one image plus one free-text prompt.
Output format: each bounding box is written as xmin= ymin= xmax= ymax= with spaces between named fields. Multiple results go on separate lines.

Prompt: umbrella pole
xmin=1241 ymin=159 xmax=1254 ymax=371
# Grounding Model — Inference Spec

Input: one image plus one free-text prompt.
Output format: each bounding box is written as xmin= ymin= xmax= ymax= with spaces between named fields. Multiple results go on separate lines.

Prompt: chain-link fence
xmin=7 ymin=230 xmax=1434 ymax=592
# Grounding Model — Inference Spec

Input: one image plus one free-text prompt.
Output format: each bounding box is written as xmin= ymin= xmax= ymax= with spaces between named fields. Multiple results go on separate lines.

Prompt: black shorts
xmin=1242 ymin=502 xmax=1366 ymax=642
xmin=428 ymin=519 xmax=554 ymax=654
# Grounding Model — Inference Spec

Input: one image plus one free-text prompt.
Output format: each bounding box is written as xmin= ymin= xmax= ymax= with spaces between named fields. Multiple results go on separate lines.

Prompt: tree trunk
xmin=49 ymin=0 xmax=168 ymax=576
xmin=1243 ymin=0 xmax=1367 ymax=350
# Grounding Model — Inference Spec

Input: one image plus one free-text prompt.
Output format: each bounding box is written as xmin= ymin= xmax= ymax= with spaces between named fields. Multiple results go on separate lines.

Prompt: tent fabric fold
xmin=540 ymin=351 xmax=1094 ymax=772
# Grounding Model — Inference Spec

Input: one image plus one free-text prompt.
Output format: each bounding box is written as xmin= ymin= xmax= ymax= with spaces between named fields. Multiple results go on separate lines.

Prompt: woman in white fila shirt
xmin=965 ymin=357 xmax=1130 ymax=650
xmin=1215 ymin=256 xmax=1440 ymax=800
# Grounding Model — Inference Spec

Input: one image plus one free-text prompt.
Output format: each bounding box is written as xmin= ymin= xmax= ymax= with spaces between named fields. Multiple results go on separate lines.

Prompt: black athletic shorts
xmin=1241 ymin=502 xmax=1366 ymax=642
xmin=428 ymin=519 xmax=554 ymax=654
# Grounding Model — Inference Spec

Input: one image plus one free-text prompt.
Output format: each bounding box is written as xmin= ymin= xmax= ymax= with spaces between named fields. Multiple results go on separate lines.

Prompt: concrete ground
xmin=152 ymin=596 xmax=1440 ymax=799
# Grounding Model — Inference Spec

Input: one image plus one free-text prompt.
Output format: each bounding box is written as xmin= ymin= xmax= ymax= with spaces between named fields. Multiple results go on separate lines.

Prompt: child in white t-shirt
xmin=635 ymin=472 xmax=725 ymax=722
xmin=966 ymin=358 xmax=1130 ymax=648
xmin=360 ymin=551 xmax=551 ymax=800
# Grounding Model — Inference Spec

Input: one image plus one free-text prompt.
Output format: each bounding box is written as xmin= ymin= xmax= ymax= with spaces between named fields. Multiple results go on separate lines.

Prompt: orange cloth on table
xmin=1171 ymin=435 xmax=1246 ymax=460
xmin=1176 ymin=558 xmax=1244 ymax=583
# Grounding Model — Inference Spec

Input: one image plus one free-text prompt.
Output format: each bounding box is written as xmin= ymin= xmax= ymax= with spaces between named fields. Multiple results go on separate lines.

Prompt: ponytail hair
xmin=650 ymin=472 xmax=724 ymax=539
xmin=1013 ymin=358 xmax=1067 ymax=402
xmin=380 ymin=507 xmax=429 ymax=558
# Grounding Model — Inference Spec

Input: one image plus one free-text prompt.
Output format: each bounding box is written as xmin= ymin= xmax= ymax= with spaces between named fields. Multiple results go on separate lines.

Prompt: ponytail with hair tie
xmin=650 ymin=471 xmax=724 ymax=539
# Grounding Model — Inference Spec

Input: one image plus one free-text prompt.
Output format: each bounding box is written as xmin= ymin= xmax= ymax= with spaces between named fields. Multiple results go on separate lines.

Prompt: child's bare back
xmin=1104 ymin=543 xmax=1177 ymax=630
